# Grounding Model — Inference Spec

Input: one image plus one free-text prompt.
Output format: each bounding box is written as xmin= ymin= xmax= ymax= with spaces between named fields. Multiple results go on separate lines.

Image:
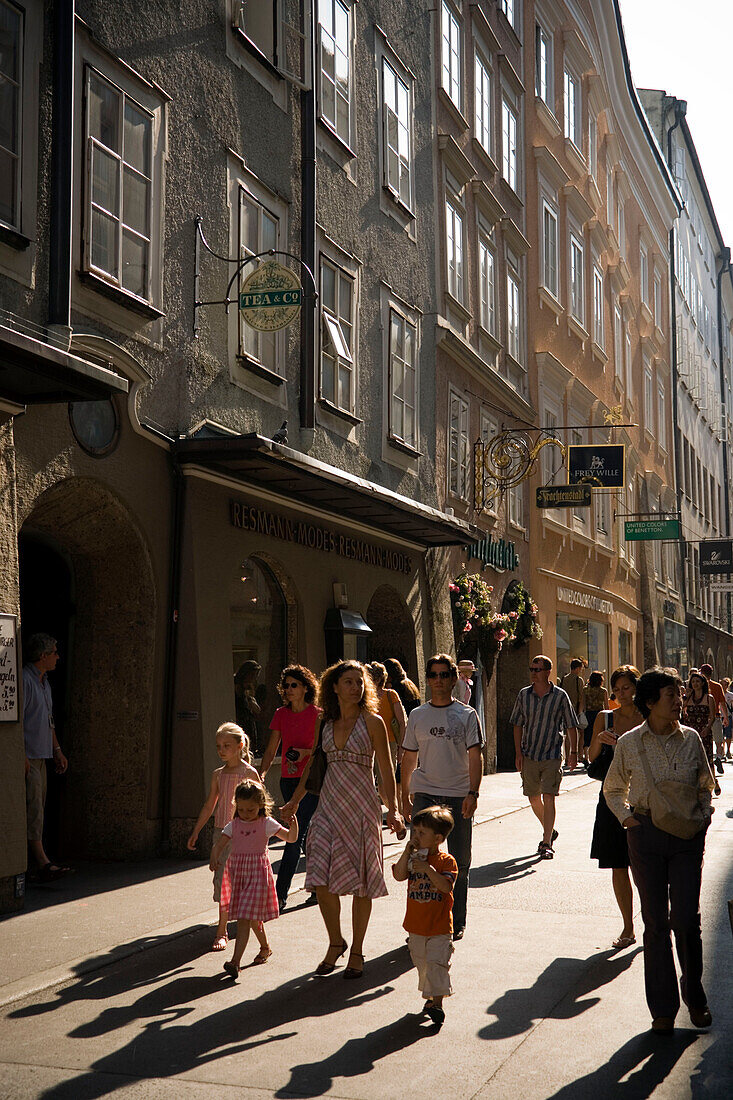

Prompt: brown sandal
xmin=253 ymin=947 xmax=272 ymax=964
xmin=315 ymin=941 xmax=347 ymax=975
xmin=343 ymin=951 xmax=364 ymax=979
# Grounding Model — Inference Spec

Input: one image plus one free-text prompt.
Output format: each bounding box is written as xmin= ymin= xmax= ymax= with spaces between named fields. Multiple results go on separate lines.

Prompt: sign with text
xmin=0 ymin=614 xmax=19 ymax=721
xmin=463 ymin=535 xmax=519 ymax=571
xmin=536 ymin=484 xmax=591 ymax=509
xmin=699 ymin=539 xmax=733 ymax=575
xmin=708 ymin=581 xmax=733 ymax=592
xmin=567 ymin=444 xmax=625 ymax=488
xmin=625 ymin=519 xmax=681 ymax=541
xmin=239 ymin=261 xmax=302 ymax=332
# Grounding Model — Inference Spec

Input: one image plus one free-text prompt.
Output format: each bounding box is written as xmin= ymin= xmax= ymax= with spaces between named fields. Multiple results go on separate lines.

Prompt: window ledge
xmin=236 ymin=355 xmax=285 ymax=386
xmin=387 ymin=435 xmax=422 ymax=458
xmin=318 ymin=397 xmax=362 ymax=425
xmin=381 ymin=185 xmax=415 ymax=220
xmin=640 ymin=301 xmax=653 ymax=326
xmin=318 ymin=118 xmax=357 ymax=160
xmin=438 ymin=87 xmax=469 ymax=132
xmin=567 ymin=315 xmax=589 ymax=346
xmin=538 ymin=285 xmax=563 ymax=319
xmin=535 ymin=97 xmax=562 ymax=140
xmin=505 ymin=350 xmax=526 ymax=376
xmin=478 ymin=324 xmax=502 ymax=354
xmin=591 ymin=341 xmax=607 ymax=365
xmin=0 ymin=223 xmax=31 ymax=251
xmin=564 ymin=138 xmax=587 ymax=177
xmin=445 ymin=291 xmax=472 ymax=324
xmin=232 ymin=27 xmax=283 ymax=80
xmin=78 ymin=270 xmax=164 ymax=319
xmin=471 ymin=138 xmax=498 ymax=178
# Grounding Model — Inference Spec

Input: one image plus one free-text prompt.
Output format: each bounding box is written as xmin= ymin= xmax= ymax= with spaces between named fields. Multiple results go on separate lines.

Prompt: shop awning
xmin=0 ymin=320 xmax=129 ymax=405
xmin=175 ymin=432 xmax=477 ymax=547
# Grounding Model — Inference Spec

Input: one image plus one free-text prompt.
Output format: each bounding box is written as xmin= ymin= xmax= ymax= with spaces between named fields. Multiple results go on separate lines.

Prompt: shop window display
xmin=556 ymin=613 xmax=609 ymax=679
xmin=231 ymin=557 xmax=287 ymax=755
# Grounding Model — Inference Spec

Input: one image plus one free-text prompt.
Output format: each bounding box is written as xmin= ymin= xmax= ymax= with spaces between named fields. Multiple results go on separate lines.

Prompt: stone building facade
xmin=0 ymin=0 xmax=472 ymax=911
xmin=639 ymin=91 xmax=733 ymax=677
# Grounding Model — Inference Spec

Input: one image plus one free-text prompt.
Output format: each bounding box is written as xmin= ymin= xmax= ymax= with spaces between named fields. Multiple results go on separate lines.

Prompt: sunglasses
xmin=529 ymin=666 xmax=548 ymax=672
xmin=284 ymin=681 xmax=302 ymax=690
xmin=427 ymin=670 xmax=452 ymax=680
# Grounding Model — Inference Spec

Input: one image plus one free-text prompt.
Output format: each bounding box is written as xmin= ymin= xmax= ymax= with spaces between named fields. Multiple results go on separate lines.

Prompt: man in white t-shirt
xmin=401 ymin=653 xmax=482 ymax=940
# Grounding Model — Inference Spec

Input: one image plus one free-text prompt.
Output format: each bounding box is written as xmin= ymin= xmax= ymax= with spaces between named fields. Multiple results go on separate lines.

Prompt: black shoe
xmin=452 ymin=928 xmax=464 ymax=941
xmin=277 ymin=897 xmax=287 ymax=914
xmin=426 ymin=1005 xmax=445 ymax=1025
xmin=689 ymin=1004 xmax=712 ymax=1028
xmin=715 ymin=758 xmax=724 ymax=774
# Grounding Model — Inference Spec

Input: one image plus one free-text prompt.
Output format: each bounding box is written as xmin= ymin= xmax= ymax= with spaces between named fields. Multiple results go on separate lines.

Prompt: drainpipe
xmin=49 ymin=0 xmax=75 ymax=336
xmin=716 ymin=247 xmax=732 ymax=633
xmin=299 ymin=3 xmax=317 ymax=443
xmin=160 ymin=455 xmax=185 ymax=853
xmin=666 ymin=98 xmax=688 ymax=648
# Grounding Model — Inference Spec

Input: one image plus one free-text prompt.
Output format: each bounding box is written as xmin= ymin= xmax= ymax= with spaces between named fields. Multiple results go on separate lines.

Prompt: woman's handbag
xmin=578 ymin=711 xmax=589 ymax=730
xmin=637 ymin=742 xmax=706 ymax=839
xmin=304 ymin=717 xmax=326 ymax=796
xmin=587 ymin=713 xmax=614 ymax=780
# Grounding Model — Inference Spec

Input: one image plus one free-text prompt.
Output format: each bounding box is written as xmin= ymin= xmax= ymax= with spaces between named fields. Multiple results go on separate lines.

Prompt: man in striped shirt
xmin=511 ymin=655 xmax=580 ymax=859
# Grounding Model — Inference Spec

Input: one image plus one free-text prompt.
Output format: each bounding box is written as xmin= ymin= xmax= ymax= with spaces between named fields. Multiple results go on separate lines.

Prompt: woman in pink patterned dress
xmin=212 ymin=780 xmax=297 ymax=977
xmin=282 ymin=661 xmax=404 ymax=979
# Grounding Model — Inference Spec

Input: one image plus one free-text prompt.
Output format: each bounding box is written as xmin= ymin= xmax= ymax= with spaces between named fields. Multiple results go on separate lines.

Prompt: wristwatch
xmin=468 ymin=789 xmax=479 ymax=798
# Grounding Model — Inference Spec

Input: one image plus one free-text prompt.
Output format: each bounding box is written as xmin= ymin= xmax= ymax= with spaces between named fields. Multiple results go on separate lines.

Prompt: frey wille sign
xmin=567 ymin=444 xmax=625 ymax=488
xmin=699 ymin=539 xmax=733 ymax=575
xmin=230 ymin=500 xmax=413 ymax=574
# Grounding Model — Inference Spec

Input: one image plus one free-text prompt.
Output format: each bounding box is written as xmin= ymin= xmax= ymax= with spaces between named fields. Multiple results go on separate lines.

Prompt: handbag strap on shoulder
xmin=636 ymin=737 xmax=657 ymax=791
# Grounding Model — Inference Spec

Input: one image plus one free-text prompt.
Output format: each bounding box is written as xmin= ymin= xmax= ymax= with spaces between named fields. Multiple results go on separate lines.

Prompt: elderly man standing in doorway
xmin=401 ymin=653 xmax=482 ymax=940
xmin=23 ymin=633 xmax=69 ymax=880
xmin=511 ymin=655 xmax=580 ymax=859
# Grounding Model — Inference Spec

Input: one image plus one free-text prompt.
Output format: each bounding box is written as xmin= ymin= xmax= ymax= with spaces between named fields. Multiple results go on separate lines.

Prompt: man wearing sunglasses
xmin=400 ymin=654 xmax=482 ymax=940
xmin=510 ymin=655 xmax=580 ymax=859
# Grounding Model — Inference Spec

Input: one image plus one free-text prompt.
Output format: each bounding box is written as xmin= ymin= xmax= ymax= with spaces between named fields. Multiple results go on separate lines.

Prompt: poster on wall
xmin=0 ymin=614 xmax=19 ymax=722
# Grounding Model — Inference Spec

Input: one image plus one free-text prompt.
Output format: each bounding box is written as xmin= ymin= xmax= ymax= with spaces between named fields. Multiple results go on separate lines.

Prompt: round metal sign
xmin=239 ymin=260 xmax=302 ymax=332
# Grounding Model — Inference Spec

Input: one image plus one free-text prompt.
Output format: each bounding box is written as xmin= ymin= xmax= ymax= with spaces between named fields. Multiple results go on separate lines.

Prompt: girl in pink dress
xmin=211 ymin=780 xmax=297 ymax=976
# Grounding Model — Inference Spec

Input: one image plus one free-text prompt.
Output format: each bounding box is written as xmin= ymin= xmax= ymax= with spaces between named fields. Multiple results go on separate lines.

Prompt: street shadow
xmin=546 ymin=1030 xmax=699 ymax=1098
xmin=275 ymin=1011 xmax=438 ymax=1097
xmin=479 ymin=948 xmax=642 ymax=1041
xmin=470 ymin=853 xmax=542 ymax=888
xmin=29 ymin=945 xmax=412 ymax=1099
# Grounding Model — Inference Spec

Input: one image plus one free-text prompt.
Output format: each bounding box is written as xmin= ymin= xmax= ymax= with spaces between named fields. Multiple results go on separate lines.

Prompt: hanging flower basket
xmin=450 ymin=574 xmax=542 ymax=659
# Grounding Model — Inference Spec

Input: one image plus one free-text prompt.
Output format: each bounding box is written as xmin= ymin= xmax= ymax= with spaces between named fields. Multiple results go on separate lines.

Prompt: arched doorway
xmin=495 ymin=580 xmax=530 ymax=770
xmin=230 ymin=556 xmax=288 ymax=756
xmin=19 ymin=478 xmax=157 ymax=860
xmin=366 ymin=585 xmax=418 ymax=681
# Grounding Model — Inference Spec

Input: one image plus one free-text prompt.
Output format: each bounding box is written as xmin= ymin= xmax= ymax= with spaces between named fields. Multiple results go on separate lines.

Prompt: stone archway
xmin=19 ymin=477 xmax=157 ymax=859
xmin=366 ymin=584 xmax=418 ymax=682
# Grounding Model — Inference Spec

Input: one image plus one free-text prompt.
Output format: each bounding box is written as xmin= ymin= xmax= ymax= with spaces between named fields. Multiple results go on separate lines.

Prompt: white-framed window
xmin=320 ymin=256 xmax=355 ymax=412
xmin=478 ymin=225 xmax=496 ymax=335
xmin=509 ymin=482 xmax=524 ymax=529
xmin=445 ymin=196 xmax=464 ymax=302
xmin=652 ymin=493 xmax=662 ymax=579
xmin=653 ymin=270 xmax=663 ymax=327
xmin=625 ymin=331 xmax=632 ymax=399
xmin=606 ymin=162 xmax=614 ymax=226
xmin=657 ymin=381 xmax=667 ymax=450
xmin=535 ymin=21 xmax=552 ymax=107
xmin=502 ymin=93 xmax=519 ymax=191
xmin=614 ymin=304 xmax=623 ymax=383
xmin=500 ymin=0 xmax=518 ymax=32
xmin=84 ymin=66 xmax=154 ymax=302
xmin=0 ymin=0 xmax=22 ymax=230
xmin=238 ymin=184 xmax=281 ymax=371
xmin=542 ymin=406 xmax=562 ymax=485
xmin=388 ymin=308 xmax=417 ymax=448
xmin=571 ymin=427 xmax=586 ymax=527
xmin=448 ymin=389 xmax=469 ymax=499
xmin=474 ymin=52 xmax=492 ymax=154
xmin=542 ymin=200 xmax=558 ymax=298
xmin=507 ymin=250 xmax=522 ymax=362
xmin=640 ymin=241 xmax=649 ymax=305
xmin=382 ymin=57 xmax=412 ymax=209
xmin=563 ymin=67 xmax=579 ymax=146
xmin=594 ymin=481 xmax=610 ymax=539
xmin=588 ymin=112 xmax=597 ymax=180
xmin=617 ymin=198 xmax=625 ymax=257
xmin=592 ymin=263 xmax=604 ymax=347
xmin=480 ymin=408 xmax=498 ymax=513
xmin=569 ymin=232 xmax=584 ymax=324
xmin=319 ymin=0 xmax=351 ymax=144
xmin=644 ymin=359 xmax=654 ymax=429
xmin=441 ymin=1 xmax=461 ymax=109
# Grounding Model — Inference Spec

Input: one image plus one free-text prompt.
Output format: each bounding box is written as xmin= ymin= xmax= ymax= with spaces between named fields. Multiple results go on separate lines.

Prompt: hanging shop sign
xmin=230 ymin=499 xmax=412 ymax=574
xmin=239 ymin=261 xmax=302 ymax=332
xmin=463 ymin=535 xmax=519 ymax=571
xmin=567 ymin=444 xmax=625 ymax=488
xmin=536 ymin=484 xmax=591 ymax=509
xmin=708 ymin=581 xmax=733 ymax=592
xmin=624 ymin=519 xmax=681 ymax=541
xmin=699 ymin=538 xmax=733 ymax=575
xmin=0 ymin=614 xmax=19 ymax=722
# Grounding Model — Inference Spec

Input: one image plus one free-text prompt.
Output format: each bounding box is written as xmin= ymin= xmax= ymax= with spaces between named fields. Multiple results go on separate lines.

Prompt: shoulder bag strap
xmin=636 ymin=738 xmax=658 ymax=791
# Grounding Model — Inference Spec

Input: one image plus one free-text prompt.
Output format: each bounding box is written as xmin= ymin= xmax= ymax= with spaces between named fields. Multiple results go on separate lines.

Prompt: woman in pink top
xmin=187 ymin=723 xmax=259 ymax=950
xmin=260 ymin=665 xmax=321 ymax=912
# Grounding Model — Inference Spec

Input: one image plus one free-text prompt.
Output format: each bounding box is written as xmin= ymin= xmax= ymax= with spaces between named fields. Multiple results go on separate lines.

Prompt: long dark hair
xmin=383 ymin=658 xmax=421 ymax=714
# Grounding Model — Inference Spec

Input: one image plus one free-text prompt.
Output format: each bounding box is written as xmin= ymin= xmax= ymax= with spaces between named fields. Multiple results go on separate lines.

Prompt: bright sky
xmin=618 ymin=0 xmax=733 ymax=248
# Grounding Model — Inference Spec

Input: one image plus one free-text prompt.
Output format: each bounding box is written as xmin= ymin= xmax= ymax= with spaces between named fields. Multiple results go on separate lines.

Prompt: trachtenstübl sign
xmin=230 ymin=500 xmax=412 ymax=574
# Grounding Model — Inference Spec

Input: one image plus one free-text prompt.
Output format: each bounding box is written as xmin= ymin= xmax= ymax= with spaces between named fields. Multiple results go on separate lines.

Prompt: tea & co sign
xmin=239 ymin=261 xmax=302 ymax=332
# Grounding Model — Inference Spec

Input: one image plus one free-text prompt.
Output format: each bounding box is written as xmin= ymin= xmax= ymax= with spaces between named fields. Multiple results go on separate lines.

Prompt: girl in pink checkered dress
xmin=211 ymin=780 xmax=297 ymax=977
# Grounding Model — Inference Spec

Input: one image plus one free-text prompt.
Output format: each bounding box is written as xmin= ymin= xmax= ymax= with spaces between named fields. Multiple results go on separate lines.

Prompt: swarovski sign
xmin=699 ymin=539 xmax=733 ymax=575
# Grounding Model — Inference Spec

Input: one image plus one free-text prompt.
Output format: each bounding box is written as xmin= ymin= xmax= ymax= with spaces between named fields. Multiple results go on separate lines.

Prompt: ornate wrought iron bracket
xmin=192 ymin=215 xmax=318 ymax=338
xmin=474 ymin=429 xmax=566 ymax=513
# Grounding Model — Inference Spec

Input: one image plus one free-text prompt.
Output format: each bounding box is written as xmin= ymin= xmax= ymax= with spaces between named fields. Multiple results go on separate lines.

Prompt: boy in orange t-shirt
xmin=392 ymin=805 xmax=457 ymax=1026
